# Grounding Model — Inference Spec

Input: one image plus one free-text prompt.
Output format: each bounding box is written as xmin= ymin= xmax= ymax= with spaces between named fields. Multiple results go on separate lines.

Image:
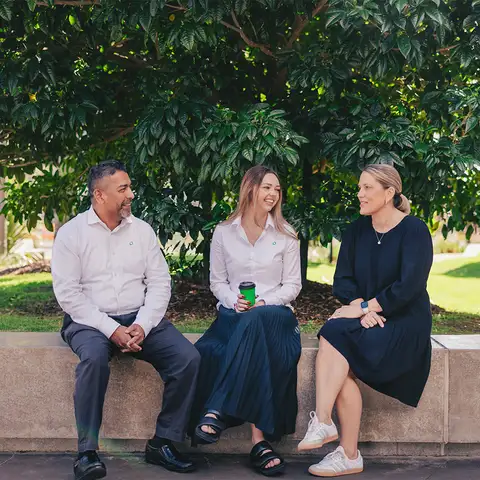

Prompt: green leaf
xmin=414 ymin=142 xmax=429 ymax=154
xmin=181 ymin=30 xmax=195 ymax=51
xmin=395 ymin=0 xmax=408 ymax=12
xmin=425 ymin=6 xmax=444 ymax=26
xmin=350 ymin=105 xmax=362 ymax=115
xmin=465 ymin=117 xmax=478 ymax=134
xmin=150 ymin=0 xmax=158 ymax=17
xmin=326 ymin=10 xmax=345 ymax=28
xmin=283 ymin=146 xmax=299 ymax=165
xmin=246 ymin=126 xmax=256 ymax=141
xmin=139 ymin=12 xmax=152 ymax=32
xmin=0 ymin=2 xmax=12 ymax=21
xmin=242 ymin=148 xmax=254 ymax=162
xmin=27 ymin=0 xmax=36 ymax=12
xmin=397 ymin=36 xmax=411 ymax=59
xmin=195 ymin=136 xmax=209 ymax=155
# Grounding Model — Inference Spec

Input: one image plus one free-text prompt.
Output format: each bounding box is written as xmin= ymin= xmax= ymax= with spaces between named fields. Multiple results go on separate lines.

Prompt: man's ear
xmin=93 ymin=188 xmax=105 ymax=204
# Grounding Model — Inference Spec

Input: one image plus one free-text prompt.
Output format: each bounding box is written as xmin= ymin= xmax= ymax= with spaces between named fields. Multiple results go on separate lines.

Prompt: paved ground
xmin=0 ymin=454 xmax=479 ymax=480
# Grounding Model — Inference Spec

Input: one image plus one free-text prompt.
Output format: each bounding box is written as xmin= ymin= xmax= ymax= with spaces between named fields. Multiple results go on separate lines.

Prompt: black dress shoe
xmin=145 ymin=439 xmax=196 ymax=473
xmin=74 ymin=451 xmax=107 ymax=480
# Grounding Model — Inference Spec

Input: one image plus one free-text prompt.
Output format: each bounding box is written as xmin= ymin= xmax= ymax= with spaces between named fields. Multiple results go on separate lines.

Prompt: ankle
xmin=78 ymin=450 xmax=95 ymax=460
xmin=150 ymin=436 xmax=169 ymax=448
xmin=251 ymin=434 xmax=265 ymax=445
xmin=342 ymin=447 xmax=358 ymax=460
xmin=316 ymin=411 xmax=332 ymax=425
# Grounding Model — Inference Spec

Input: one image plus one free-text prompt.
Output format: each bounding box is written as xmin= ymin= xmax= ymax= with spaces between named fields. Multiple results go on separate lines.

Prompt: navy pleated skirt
xmin=189 ymin=305 xmax=302 ymax=440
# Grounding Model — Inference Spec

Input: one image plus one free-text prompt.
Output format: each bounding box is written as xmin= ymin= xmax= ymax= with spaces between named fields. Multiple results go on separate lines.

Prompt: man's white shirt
xmin=210 ymin=215 xmax=302 ymax=309
xmin=51 ymin=207 xmax=171 ymax=339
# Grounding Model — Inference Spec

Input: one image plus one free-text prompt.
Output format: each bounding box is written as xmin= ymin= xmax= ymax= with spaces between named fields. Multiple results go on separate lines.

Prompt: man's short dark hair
xmin=88 ymin=160 xmax=127 ymax=198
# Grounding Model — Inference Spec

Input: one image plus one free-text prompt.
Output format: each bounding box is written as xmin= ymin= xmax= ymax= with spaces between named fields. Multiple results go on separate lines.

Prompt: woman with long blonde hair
xmin=298 ymin=164 xmax=433 ymax=477
xmin=189 ymin=165 xmax=302 ymax=476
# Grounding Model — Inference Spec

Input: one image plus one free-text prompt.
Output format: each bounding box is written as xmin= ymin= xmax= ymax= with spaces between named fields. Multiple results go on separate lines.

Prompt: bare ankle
xmin=316 ymin=411 xmax=332 ymax=425
xmin=342 ymin=447 xmax=358 ymax=460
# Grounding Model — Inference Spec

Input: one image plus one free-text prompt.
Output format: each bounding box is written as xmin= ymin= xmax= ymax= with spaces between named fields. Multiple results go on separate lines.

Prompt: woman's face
xmin=357 ymin=171 xmax=394 ymax=216
xmin=256 ymin=173 xmax=281 ymax=214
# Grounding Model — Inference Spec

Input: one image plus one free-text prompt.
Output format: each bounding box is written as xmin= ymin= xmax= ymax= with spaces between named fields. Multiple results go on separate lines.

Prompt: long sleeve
xmin=134 ymin=228 xmax=172 ymax=338
xmin=333 ymin=224 xmax=360 ymax=305
xmin=51 ymin=230 xmax=120 ymax=339
xmin=210 ymin=226 xmax=238 ymax=309
xmin=260 ymin=236 xmax=302 ymax=306
xmin=375 ymin=219 xmax=433 ymax=317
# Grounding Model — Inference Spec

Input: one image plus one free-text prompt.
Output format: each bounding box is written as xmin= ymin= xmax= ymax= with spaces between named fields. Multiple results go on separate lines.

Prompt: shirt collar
xmin=231 ymin=214 xmax=275 ymax=230
xmin=87 ymin=206 xmax=133 ymax=229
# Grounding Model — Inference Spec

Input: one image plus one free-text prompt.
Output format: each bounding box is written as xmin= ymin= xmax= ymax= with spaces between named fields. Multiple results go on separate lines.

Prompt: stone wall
xmin=0 ymin=333 xmax=478 ymax=456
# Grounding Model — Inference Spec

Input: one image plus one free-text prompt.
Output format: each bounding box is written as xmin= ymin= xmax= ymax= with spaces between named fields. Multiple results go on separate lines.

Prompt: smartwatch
xmin=360 ymin=301 xmax=369 ymax=315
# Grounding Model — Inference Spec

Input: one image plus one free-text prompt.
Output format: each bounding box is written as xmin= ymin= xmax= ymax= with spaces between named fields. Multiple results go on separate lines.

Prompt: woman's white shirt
xmin=210 ymin=215 xmax=302 ymax=309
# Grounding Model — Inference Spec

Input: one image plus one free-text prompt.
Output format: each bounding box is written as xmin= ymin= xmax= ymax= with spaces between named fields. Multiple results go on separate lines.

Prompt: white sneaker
xmin=297 ymin=411 xmax=339 ymax=452
xmin=308 ymin=446 xmax=364 ymax=477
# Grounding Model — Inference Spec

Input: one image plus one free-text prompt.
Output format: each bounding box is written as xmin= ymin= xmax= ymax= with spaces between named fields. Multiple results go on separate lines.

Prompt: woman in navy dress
xmin=189 ymin=165 xmax=302 ymax=476
xmin=298 ymin=164 xmax=433 ymax=477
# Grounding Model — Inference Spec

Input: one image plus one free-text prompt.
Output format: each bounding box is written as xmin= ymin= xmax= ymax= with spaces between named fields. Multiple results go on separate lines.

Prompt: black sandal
xmin=250 ymin=440 xmax=285 ymax=477
xmin=193 ymin=409 xmax=227 ymax=445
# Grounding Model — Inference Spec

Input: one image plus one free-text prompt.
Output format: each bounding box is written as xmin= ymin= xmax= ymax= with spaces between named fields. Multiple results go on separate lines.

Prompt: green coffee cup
xmin=239 ymin=281 xmax=256 ymax=307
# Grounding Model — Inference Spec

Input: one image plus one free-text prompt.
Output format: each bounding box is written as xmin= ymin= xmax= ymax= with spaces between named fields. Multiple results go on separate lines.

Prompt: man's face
xmin=94 ymin=170 xmax=134 ymax=220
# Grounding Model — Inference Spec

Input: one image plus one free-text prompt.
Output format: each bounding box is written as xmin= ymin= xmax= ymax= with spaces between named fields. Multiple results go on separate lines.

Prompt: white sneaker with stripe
xmin=297 ymin=411 xmax=338 ymax=452
xmin=308 ymin=445 xmax=364 ymax=477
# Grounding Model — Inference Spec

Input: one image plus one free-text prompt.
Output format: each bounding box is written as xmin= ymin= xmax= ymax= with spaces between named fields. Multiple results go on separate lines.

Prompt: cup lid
xmin=239 ymin=281 xmax=256 ymax=289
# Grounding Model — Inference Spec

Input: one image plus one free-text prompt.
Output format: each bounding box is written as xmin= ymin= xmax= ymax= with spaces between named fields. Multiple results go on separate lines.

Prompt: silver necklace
xmin=374 ymin=229 xmax=386 ymax=245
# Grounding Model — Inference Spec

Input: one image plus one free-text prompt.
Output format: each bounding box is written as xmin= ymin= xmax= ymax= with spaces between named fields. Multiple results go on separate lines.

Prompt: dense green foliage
xmin=1 ymin=0 xmax=479 ymax=280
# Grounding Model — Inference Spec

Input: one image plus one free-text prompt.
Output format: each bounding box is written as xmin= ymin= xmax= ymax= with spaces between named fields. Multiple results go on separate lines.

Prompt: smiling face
xmin=255 ymin=172 xmax=281 ymax=214
xmin=358 ymin=171 xmax=394 ymax=216
xmin=93 ymin=170 xmax=135 ymax=221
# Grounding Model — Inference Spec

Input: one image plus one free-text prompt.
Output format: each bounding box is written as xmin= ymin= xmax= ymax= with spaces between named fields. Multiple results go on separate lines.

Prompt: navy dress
xmin=319 ymin=215 xmax=433 ymax=407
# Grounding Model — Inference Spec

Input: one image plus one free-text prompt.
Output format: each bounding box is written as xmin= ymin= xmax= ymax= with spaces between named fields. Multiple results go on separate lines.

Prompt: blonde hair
xmin=225 ymin=165 xmax=297 ymax=238
xmin=362 ymin=164 xmax=411 ymax=214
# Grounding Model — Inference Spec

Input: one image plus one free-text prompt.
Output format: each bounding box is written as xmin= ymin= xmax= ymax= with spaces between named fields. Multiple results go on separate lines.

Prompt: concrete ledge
xmin=0 ymin=333 xmax=478 ymax=456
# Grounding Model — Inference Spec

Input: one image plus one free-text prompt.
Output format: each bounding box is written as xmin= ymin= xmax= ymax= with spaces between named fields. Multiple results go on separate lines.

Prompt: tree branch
xmin=165 ymin=3 xmax=187 ymax=11
xmin=438 ymin=44 xmax=459 ymax=54
xmin=36 ymin=0 xmax=100 ymax=6
xmin=223 ymin=11 xmax=274 ymax=57
xmin=286 ymin=0 xmax=329 ymax=48
xmin=103 ymin=126 xmax=134 ymax=143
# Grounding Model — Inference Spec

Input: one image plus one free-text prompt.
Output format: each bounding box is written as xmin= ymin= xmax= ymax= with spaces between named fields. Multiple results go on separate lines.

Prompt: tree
xmin=1 ymin=0 xmax=479 ymax=282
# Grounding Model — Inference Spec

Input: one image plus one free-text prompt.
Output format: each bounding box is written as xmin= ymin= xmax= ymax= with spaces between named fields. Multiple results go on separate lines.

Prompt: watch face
xmin=361 ymin=301 xmax=368 ymax=309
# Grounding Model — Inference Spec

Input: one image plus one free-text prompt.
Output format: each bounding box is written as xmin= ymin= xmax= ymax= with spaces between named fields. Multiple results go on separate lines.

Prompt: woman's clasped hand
xmin=328 ymin=305 xmax=387 ymax=328
xmin=235 ymin=294 xmax=266 ymax=312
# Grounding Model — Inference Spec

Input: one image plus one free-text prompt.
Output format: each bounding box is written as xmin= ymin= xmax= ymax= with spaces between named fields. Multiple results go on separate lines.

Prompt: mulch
xmin=1 ymin=262 xmax=447 ymax=323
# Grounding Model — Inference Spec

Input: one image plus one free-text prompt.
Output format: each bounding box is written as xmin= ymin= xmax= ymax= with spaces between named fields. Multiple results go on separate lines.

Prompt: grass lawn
xmin=1 ymin=256 xmax=479 ymax=334
xmin=306 ymin=256 xmax=480 ymax=334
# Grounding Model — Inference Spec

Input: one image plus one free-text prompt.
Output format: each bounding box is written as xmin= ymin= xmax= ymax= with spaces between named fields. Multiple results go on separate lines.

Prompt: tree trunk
xmin=300 ymin=157 xmax=312 ymax=286
xmin=300 ymin=235 xmax=309 ymax=286
xmin=0 ymin=178 xmax=5 ymax=255
xmin=201 ymin=188 xmax=214 ymax=285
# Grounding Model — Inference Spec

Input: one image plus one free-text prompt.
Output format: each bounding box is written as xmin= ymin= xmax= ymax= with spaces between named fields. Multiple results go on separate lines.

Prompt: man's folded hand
xmin=123 ymin=324 xmax=145 ymax=352
xmin=111 ymin=326 xmax=142 ymax=353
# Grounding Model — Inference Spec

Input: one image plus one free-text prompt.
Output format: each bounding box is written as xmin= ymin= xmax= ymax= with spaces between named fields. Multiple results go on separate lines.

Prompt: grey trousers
xmin=62 ymin=313 xmax=200 ymax=452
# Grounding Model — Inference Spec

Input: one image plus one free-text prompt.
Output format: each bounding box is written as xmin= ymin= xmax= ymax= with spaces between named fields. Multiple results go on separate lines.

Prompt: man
xmin=52 ymin=161 xmax=200 ymax=480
